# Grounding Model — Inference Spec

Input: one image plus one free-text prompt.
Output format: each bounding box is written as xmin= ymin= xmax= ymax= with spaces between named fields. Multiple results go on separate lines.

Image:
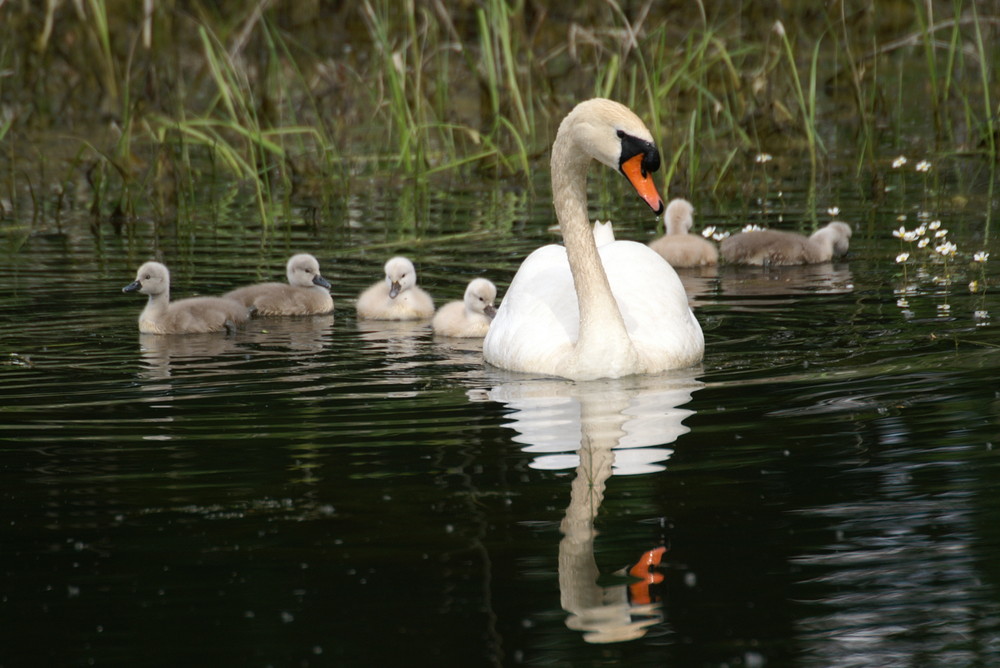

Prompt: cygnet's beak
xmin=389 ymin=281 xmax=401 ymax=299
xmin=484 ymin=304 xmax=497 ymax=319
xmin=312 ymin=275 xmax=331 ymax=289
xmin=122 ymin=280 xmax=141 ymax=293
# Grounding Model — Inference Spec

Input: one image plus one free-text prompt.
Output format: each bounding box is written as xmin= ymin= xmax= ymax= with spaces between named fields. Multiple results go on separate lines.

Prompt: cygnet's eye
xmin=143 ymin=274 xmax=151 ymax=280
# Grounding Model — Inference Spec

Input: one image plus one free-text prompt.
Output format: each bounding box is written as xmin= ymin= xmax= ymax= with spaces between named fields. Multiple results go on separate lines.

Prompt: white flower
xmin=915 ymin=160 xmax=932 ymax=172
xmin=969 ymin=280 xmax=980 ymax=293
xmin=903 ymin=231 xmax=919 ymax=241
xmin=974 ymin=310 xmax=990 ymax=320
xmin=929 ymin=220 xmax=941 ymax=230
xmin=755 ymin=153 xmax=773 ymax=163
xmin=896 ymin=252 xmax=910 ymax=263
xmin=914 ymin=224 xmax=927 ymax=236
xmin=896 ymin=298 xmax=910 ymax=308
xmin=934 ymin=229 xmax=948 ymax=238
xmin=712 ymin=231 xmax=731 ymax=241
xmin=896 ymin=214 xmax=907 ymax=222
xmin=892 ymin=155 xmax=908 ymax=168
xmin=701 ymin=225 xmax=716 ymax=238
xmin=935 ymin=241 xmax=958 ymax=256
xmin=773 ymin=20 xmax=786 ymax=37
xmin=918 ymin=237 xmax=930 ymax=248
xmin=892 ymin=226 xmax=907 ymax=238
xmin=974 ymin=251 xmax=989 ymax=263
xmin=937 ymin=303 xmax=951 ymax=312
xmin=827 ymin=206 xmax=840 ymax=216
xmin=742 ymin=224 xmax=765 ymax=232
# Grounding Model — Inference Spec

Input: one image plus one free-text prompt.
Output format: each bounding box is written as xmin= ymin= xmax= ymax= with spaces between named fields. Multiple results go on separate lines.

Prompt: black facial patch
xmin=617 ymin=130 xmax=661 ymax=177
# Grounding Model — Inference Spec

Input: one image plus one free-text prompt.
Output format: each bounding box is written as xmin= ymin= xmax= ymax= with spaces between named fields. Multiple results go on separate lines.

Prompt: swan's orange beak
xmin=621 ymin=153 xmax=665 ymax=215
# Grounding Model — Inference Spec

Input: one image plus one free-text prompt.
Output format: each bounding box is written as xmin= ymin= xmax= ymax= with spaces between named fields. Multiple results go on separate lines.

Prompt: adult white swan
xmin=483 ymin=99 xmax=704 ymax=380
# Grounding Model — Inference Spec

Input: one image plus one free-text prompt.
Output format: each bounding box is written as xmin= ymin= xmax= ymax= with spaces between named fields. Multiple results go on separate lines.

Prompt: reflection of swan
xmin=720 ymin=221 xmax=852 ymax=266
xmin=485 ymin=373 xmax=700 ymax=473
xmin=483 ymin=99 xmax=704 ymax=380
xmin=138 ymin=332 xmax=243 ymax=380
xmin=719 ymin=263 xmax=854 ymax=298
xmin=477 ymin=372 xmax=702 ymax=642
xmin=356 ymin=319 xmax=432 ymax=381
xmin=241 ymin=314 xmax=334 ymax=353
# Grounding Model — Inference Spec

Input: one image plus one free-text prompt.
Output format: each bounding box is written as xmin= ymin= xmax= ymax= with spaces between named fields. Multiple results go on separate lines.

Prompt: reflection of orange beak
xmin=628 ymin=546 xmax=667 ymax=606
xmin=621 ymin=154 xmax=665 ymax=215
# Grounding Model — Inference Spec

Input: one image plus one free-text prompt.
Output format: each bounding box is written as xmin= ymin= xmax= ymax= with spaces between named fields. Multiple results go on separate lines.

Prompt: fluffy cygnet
xmin=720 ymin=221 xmax=853 ymax=266
xmin=123 ymin=261 xmax=252 ymax=334
xmin=647 ymin=198 xmax=719 ymax=267
xmin=356 ymin=256 xmax=435 ymax=320
xmin=224 ymin=253 xmax=333 ymax=316
xmin=431 ymin=278 xmax=498 ymax=338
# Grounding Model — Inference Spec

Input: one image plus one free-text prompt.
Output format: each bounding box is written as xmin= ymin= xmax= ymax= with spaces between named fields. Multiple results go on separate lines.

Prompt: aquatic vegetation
xmin=0 ymin=1 xmax=998 ymax=230
xmin=891 ymin=216 xmax=991 ymax=322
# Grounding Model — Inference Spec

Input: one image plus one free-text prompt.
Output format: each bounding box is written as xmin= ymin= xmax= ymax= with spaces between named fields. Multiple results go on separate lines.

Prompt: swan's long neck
xmin=551 ymin=132 xmax=637 ymax=375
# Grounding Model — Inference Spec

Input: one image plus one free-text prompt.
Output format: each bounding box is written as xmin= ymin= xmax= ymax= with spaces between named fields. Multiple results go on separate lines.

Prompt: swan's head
xmin=287 ymin=253 xmax=331 ymax=289
xmin=123 ymin=261 xmax=169 ymax=297
xmin=664 ymin=198 xmax=695 ymax=234
xmin=384 ymin=256 xmax=417 ymax=299
xmin=559 ymin=98 xmax=665 ymax=215
xmin=813 ymin=221 xmax=853 ymax=256
xmin=464 ymin=278 xmax=498 ymax=319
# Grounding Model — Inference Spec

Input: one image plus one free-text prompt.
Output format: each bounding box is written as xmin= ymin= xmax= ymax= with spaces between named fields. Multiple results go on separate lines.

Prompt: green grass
xmin=0 ymin=1 xmax=998 ymax=227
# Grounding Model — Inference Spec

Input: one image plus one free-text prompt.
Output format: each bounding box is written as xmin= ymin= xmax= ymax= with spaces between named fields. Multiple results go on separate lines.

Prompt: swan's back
xmin=484 ymin=241 xmax=702 ymax=376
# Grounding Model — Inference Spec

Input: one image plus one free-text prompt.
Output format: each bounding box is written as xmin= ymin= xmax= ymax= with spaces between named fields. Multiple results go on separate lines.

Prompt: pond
xmin=2 ymin=159 xmax=1000 ymax=667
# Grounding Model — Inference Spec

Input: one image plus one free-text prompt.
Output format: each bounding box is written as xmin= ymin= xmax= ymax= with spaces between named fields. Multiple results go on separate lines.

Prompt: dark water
xmin=2 ymin=169 xmax=1000 ymax=667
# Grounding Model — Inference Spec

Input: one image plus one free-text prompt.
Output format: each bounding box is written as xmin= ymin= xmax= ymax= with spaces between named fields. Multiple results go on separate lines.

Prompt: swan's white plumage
xmin=486 ymin=240 xmax=702 ymax=379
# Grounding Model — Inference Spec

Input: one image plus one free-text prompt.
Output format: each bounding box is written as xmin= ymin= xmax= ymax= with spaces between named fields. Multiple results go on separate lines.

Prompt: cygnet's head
xmin=123 ymin=261 xmax=170 ymax=297
xmin=287 ymin=253 xmax=331 ymax=289
xmin=664 ymin=198 xmax=695 ymax=234
xmin=384 ymin=256 xmax=417 ymax=299
xmin=464 ymin=278 xmax=497 ymax=319
xmin=814 ymin=221 xmax=853 ymax=256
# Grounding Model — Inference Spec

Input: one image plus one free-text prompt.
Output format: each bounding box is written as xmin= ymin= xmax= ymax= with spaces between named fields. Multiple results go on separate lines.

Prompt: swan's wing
xmin=601 ymin=241 xmax=705 ymax=365
xmin=484 ymin=244 xmax=577 ymax=372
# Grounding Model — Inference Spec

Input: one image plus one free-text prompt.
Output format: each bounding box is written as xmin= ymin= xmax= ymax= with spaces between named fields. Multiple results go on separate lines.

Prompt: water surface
xmin=2 ymin=172 xmax=999 ymax=666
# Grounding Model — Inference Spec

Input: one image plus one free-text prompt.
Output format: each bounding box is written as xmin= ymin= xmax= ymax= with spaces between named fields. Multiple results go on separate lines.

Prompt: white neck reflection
xmin=475 ymin=371 xmax=702 ymax=643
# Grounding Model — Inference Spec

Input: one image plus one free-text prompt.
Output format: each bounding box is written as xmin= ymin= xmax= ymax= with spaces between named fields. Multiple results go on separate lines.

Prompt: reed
xmin=1 ymin=1 xmax=998 ymax=229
